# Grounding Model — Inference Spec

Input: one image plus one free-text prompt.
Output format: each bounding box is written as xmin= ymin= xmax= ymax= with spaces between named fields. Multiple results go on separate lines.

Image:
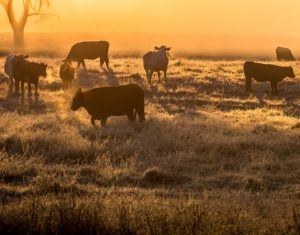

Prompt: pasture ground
xmin=0 ymin=56 xmax=299 ymax=234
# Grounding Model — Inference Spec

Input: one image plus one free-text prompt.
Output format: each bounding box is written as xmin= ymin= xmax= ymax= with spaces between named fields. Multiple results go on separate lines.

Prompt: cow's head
xmin=287 ymin=66 xmax=296 ymax=78
xmin=154 ymin=45 xmax=171 ymax=54
xmin=38 ymin=63 xmax=48 ymax=77
xmin=71 ymin=88 xmax=84 ymax=111
xmin=13 ymin=54 xmax=29 ymax=66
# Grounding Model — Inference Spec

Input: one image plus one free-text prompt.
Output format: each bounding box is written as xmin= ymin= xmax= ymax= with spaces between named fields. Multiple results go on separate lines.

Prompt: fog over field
xmin=1 ymin=32 xmax=300 ymax=59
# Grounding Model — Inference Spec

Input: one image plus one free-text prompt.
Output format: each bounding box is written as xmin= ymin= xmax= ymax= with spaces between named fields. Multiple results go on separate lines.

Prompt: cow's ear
xmin=24 ymin=55 xmax=29 ymax=59
xmin=154 ymin=46 xmax=160 ymax=50
xmin=166 ymin=47 xmax=171 ymax=51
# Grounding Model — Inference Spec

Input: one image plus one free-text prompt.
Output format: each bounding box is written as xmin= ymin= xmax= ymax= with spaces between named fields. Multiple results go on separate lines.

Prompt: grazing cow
xmin=4 ymin=54 xmax=29 ymax=94
xmin=13 ymin=60 xmax=47 ymax=97
xmin=276 ymin=47 xmax=295 ymax=61
xmin=143 ymin=45 xmax=171 ymax=84
xmin=244 ymin=61 xmax=295 ymax=94
xmin=71 ymin=84 xmax=145 ymax=127
xmin=63 ymin=41 xmax=110 ymax=69
xmin=60 ymin=62 xmax=75 ymax=88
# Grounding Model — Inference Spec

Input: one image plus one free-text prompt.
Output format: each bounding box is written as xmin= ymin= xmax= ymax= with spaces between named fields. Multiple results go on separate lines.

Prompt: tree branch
xmin=0 ymin=0 xmax=8 ymax=11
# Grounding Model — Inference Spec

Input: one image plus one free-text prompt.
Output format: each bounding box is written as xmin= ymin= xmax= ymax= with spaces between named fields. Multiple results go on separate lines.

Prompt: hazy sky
xmin=0 ymin=0 xmax=299 ymax=36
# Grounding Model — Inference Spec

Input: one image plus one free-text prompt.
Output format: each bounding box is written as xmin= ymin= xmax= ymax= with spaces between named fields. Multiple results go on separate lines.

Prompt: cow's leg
xmin=270 ymin=82 xmax=275 ymax=95
xmin=77 ymin=60 xmax=81 ymax=68
xmin=105 ymin=58 xmax=110 ymax=69
xmin=100 ymin=58 xmax=104 ymax=68
xmin=15 ymin=80 xmax=20 ymax=96
xmin=127 ymin=110 xmax=136 ymax=122
xmin=275 ymin=82 xmax=279 ymax=95
xmin=157 ymin=71 xmax=161 ymax=81
xmin=163 ymin=69 xmax=167 ymax=79
xmin=100 ymin=117 xmax=107 ymax=127
xmin=8 ymin=74 xmax=14 ymax=95
xmin=148 ymin=70 xmax=154 ymax=84
xmin=34 ymin=82 xmax=39 ymax=97
xmin=81 ymin=60 xmax=86 ymax=70
xmin=91 ymin=116 xmax=96 ymax=126
xmin=136 ymin=102 xmax=145 ymax=123
xmin=21 ymin=81 xmax=25 ymax=97
xmin=245 ymin=76 xmax=252 ymax=93
xmin=28 ymin=82 xmax=32 ymax=97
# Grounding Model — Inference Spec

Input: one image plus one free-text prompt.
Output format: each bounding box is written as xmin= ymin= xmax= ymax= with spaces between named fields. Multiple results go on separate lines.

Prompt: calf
xmin=71 ymin=84 xmax=145 ymax=127
xmin=60 ymin=62 xmax=75 ymax=88
xmin=63 ymin=41 xmax=110 ymax=69
xmin=13 ymin=60 xmax=47 ymax=97
xmin=244 ymin=61 xmax=295 ymax=94
xmin=143 ymin=45 xmax=170 ymax=84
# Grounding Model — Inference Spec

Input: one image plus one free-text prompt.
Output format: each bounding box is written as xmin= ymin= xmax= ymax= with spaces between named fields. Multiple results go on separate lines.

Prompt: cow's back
xmin=244 ymin=61 xmax=289 ymax=82
xmin=276 ymin=47 xmax=295 ymax=61
xmin=67 ymin=41 xmax=110 ymax=60
xmin=83 ymin=84 xmax=144 ymax=115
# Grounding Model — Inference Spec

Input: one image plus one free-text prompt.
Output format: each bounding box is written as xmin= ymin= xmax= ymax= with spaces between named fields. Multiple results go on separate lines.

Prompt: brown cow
xmin=13 ymin=60 xmax=47 ymax=97
xmin=244 ymin=61 xmax=295 ymax=94
xmin=63 ymin=41 xmax=110 ymax=69
xmin=71 ymin=84 xmax=145 ymax=126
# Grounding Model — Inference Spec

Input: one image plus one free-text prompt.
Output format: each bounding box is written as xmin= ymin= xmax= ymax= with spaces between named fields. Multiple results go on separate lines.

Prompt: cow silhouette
xmin=64 ymin=41 xmax=110 ymax=69
xmin=244 ymin=61 xmax=295 ymax=94
xmin=276 ymin=47 xmax=295 ymax=61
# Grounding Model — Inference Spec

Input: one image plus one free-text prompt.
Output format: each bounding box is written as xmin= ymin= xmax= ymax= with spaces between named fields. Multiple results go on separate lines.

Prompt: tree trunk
xmin=13 ymin=26 xmax=25 ymax=48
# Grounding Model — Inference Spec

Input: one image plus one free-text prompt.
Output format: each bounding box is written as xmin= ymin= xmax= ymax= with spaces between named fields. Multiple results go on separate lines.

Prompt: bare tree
xmin=0 ymin=0 xmax=50 ymax=47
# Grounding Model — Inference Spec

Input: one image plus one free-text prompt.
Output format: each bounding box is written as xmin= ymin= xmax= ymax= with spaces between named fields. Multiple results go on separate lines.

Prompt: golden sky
xmin=0 ymin=0 xmax=299 ymax=36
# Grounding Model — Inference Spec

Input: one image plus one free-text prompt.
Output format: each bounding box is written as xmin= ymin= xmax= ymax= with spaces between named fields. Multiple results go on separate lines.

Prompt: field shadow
xmin=74 ymin=68 xmax=120 ymax=89
xmin=0 ymin=95 xmax=47 ymax=114
xmin=102 ymin=68 xmax=120 ymax=86
xmin=147 ymin=75 xmax=300 ymax=116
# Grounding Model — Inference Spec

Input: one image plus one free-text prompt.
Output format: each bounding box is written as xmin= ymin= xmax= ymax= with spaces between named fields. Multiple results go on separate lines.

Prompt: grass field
xmin=0 ymin=56 xmax=300 ymax=234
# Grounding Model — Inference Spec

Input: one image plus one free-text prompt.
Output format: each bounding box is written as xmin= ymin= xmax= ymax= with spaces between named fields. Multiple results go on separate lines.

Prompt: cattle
xmin=4 ymin=54 xmax=29 ymax=94
xmin=60 ymin=62 xmax=75 ymax=88
xmin=244 ymin=61 xmax=295 ymax=94
xmin=276 ymin=47 xmax=295 ymax=61
xmin=13 ymin=60 xmax=47 ymax=97
xmin=143 ymin=45 xmax=171 ymax=84
xmin=71 ymin=84 xmax=145 ymax=127
xmin=63 ymin=41 xmax=110 ymax=69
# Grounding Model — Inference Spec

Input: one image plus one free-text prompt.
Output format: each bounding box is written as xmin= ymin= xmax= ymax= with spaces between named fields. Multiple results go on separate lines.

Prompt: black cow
xmin=71 ymin=84 xmax=145 ymax=126
xmin=64 ymin=41 xmax=110 ymax=69
xmin=244 ymin=61 xmax=295 ymax=94
xmin=276 ymin=47 xmax=295 ymax=61
xmin=13 ymin=60 xmax=47 ymax=97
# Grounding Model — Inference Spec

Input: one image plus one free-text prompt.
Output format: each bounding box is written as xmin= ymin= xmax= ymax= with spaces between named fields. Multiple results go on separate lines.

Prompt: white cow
xmin=143 ymin=45 xmax=171 ymax=84
xmin=4 ymin=53 xmax=29 ymax=94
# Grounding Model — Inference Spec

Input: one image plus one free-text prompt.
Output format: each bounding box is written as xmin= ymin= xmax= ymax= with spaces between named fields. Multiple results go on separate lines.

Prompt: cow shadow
xmin=146 ymin=74 xmax=300 ymax=117
xmin=75 ymin=68 xmax=120 ymax=89
xmin=0 ymin=94 xmax=47 ymax=114
xmin=102 ymin=68 xmax=120 ymax=86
